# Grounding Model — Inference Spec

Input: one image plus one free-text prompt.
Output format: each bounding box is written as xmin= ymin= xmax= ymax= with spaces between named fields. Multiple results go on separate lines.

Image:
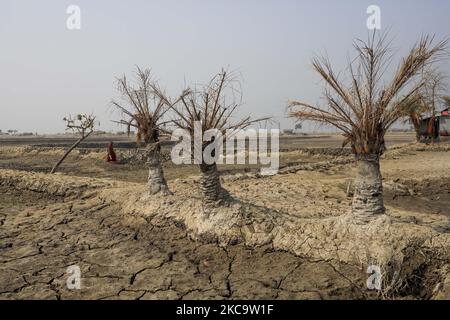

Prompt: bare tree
xmin=112 ymin=67 xmax=177 ymax=196
xmin=51 ymin=114 xmax=96 ymax=174
xmin=420 ymin=70 xmax=447 ymax=141
xmin=397 ymin=93 xmax=429 ymax=142
xmin=422 ymin=70 xmax=447 ymax=114
xmin=289 ymin=33 xmax=447 ymax=223
xmin=170 ymin=69 xmax=267 ymax=207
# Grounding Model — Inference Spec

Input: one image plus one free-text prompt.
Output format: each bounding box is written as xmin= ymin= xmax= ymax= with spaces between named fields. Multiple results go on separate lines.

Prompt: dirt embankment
xmin=1 ymin=142 xmax=449 ymax=300
xmin=2 ymin=177 xmax=449 ymax=298
xmin=1 ymin=183 xmax=372 ymax=300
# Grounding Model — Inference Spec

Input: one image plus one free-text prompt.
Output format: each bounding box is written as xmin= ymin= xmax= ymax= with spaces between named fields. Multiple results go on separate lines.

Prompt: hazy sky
xmin=1 ymin=0 xmax=449 ymax=133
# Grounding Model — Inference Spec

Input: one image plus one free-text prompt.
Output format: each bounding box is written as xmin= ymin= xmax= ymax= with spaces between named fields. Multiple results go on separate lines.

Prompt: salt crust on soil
xmin=108 ymin=186 xmax=449 ymax=265
xmin=101 ymin=186 xmax=450 ymax=299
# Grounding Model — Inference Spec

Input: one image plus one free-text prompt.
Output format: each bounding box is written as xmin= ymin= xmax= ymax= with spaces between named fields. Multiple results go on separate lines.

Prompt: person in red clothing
xmin=106 ymin=141 xmax=117 ymax=162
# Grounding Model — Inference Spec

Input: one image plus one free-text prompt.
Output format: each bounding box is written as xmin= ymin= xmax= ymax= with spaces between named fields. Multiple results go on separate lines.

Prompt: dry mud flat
xmin=0 ymin=143 xmax=449 ymax=300
xmin=0 ymin=186 xmax=367 ymax=300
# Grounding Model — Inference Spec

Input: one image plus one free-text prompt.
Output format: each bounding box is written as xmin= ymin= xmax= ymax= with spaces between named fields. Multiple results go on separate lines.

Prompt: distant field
xmin=0 ymin=132 xmax=422 ymax=149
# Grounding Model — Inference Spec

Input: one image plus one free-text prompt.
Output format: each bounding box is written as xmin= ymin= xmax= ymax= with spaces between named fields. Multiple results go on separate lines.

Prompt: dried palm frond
xmin=170 ymin=69 xmax=270 ymax=139
xmin=112 ymin=66 xmax=174 ymax=144
xmin=289 ymin=32 xmax=448 ymax=155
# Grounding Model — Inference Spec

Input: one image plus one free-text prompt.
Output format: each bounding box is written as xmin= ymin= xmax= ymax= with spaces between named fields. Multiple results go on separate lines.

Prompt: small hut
xmin=419 ymin=108 xmax=450 ymax=140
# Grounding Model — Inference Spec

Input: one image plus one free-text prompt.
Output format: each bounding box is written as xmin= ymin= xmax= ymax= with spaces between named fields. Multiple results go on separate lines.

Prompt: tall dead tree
xmin=112 ymin=67 xmax=176 ymax=196
xmin=289 ymin=33 xmax=447 ymax=223
xmin=420 ymin=70 xmax=447 ymax=141
xmin=50 ymin=114 xmax=96 ymax=174
xmin=170 ymin=69 xmax=267 ymax=207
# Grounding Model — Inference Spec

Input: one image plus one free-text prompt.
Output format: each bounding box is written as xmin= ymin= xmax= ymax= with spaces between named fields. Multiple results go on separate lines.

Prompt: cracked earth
xmin=0 ymin=141 xmax=449 ymax=300
xmin=0 ymin=187 xmax=368 ymax=300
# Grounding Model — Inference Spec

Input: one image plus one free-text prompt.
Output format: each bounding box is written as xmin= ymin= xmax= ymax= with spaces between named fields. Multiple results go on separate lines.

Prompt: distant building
xmin=419 ymin=108 xmax=450 ymax=139
xmin=439 ymin=108 xmax=450 ymax=136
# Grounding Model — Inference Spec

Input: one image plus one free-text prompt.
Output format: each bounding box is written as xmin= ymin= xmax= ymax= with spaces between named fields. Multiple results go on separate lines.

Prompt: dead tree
xmin=420 ymin=70 xmax=447 ymax=141
xmin=112 ymin=67 xmax=179 ymax=196
xmin=170 ymin=69 xmax=268 ymax=207
xmin=50 ymin=114 xmax=96 ymax=174
xmin=289 ymin=33 xmax=447 ymax=224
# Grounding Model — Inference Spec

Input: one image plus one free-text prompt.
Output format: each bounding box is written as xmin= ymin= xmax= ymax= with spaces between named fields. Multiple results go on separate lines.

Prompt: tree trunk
xmin=410 ymin=115 xmax=421 ymax=143
xmin=147 ymin=143 xmax=171 ymax=195
xmin=415 ymin=131 xmax=421 ymax=143
xmin=199 ymin=163 xmax=229 ymax=207
xmin=352 ymin=154 xmax=385 ymax=223
xmin=413 ymin=123 xmax=421 ymax=143
xmin=50 ymin=135 xmax=86 ymax=174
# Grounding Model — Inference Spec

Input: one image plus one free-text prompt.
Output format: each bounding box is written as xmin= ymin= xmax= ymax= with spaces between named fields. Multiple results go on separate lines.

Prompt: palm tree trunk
xmin=352 ymin=154 xmax=385 ymax=223
xmin=199 ymin=163 xmax=229 ymax=206
xmin=147 ymin=144 xmax=171 ymax=195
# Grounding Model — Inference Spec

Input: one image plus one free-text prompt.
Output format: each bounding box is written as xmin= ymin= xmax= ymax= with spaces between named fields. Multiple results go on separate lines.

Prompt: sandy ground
xmin=0 ymin=135 xmax=449 ymax=300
